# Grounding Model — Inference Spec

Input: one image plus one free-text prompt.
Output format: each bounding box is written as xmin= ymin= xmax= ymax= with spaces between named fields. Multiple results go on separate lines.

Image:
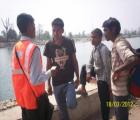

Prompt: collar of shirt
xmin=114 ymin=34 xmax=124 ymax=44
xmin=112 ymin=34 xmax=124 ymax=49
xmin=94 ymin=43 xmax=102 ymax=51
xmin=20 ymin=35 xmax=32 ymax=41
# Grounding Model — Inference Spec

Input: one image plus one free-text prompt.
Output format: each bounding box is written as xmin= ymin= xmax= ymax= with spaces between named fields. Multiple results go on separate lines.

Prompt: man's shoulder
xmin=100 ymin=43 xmax=110 ymax=51
xmin=63 ymin=36 xmax=74 ymax=43
xmin=115 ymin=35 xmax=128 ymax=45
xmin=116 ymin=38 xmax=131 ymax=49
xmin=16 ymin=40 xmax=37 ymax=48
xmin=44 ymin=40 xmax=54 ymax=47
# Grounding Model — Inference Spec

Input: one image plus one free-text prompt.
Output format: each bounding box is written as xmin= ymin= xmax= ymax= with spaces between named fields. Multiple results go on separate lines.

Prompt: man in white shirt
xmin=77 ymin=28 xmax=111 ymax=120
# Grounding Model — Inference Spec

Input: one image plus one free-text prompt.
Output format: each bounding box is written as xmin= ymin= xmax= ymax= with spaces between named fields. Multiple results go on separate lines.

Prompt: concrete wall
xmin=0 ymin=89 xmax=100 ymax=120
xmin=52 ymin=89 xmax=100 ymax=120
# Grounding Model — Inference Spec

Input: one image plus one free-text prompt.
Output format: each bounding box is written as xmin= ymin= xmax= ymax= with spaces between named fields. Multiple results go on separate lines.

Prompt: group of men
xmin=11 ymin=13 xmax=138 ymax=120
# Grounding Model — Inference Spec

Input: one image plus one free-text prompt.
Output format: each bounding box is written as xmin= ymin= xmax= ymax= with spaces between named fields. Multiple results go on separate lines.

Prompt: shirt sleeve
xmin=87 ymin=49 xmax=94 ymax=72
xmin=116 ymin=40 xmax=134 ymax=63
xmin=70 ymin=39 xmax=76 ymax=53
xmin=43 ymin=42 xmax=51 ymax=58
xmin=89 ymin=49 xmax=94 ymax=65
xmin=30 ymin=47 xmax=51 ymax=85
xmin=100 ymin=46 xmax=111 ymax=81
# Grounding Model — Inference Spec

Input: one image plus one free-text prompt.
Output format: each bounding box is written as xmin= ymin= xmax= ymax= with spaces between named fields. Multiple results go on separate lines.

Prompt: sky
xmin=0 ymin=0 xmax=140 ymax=35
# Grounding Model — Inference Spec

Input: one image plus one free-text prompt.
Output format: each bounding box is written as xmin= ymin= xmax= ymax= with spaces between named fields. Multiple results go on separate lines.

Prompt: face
xmin=91 ymin=32 xmax=101 ymax=46
xmin=27 ymin=21 xmax=35 ymax=38
xmin=52 ymin=25 xmax=64 ymax=40
xmin=103 ymin=27 xmax=112 ymax=41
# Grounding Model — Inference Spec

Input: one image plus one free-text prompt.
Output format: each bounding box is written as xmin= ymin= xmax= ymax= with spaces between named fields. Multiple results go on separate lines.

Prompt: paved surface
xmin=1 ymin=82 xmax=140 ymax=120
xmin=0 ymin=83 xmax=97 ymax=120
xmin=86 ymin=99 xmax=140 ymax=120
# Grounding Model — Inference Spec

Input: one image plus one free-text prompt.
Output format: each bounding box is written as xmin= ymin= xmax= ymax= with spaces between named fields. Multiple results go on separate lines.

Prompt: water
xmin=0 ymin=37 xmax=139 ymax=101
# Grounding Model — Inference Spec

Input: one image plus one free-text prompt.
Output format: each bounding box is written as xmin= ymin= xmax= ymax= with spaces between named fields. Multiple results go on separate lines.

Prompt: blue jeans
xmin=53 ymin=82 xmax=77 ymax=120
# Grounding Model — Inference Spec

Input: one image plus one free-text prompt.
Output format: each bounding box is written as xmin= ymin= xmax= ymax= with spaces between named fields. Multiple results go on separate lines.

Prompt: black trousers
xmin=21 ymin=93 xmax=54 ymax=120
xmin=80 ymin=65 xmax=110 ymax=120
xmin=113 ymin=95 xmax=129 ymax=120
xmin=21 ymin=107 xmax=39 ymax=120
xmin=97 ymin=81 xmax=110 ymax=120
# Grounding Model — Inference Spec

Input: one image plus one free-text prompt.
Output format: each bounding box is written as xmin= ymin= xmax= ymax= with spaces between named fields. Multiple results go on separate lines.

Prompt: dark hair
xmin=91 ymin=28 xmax=102 ymax=37
xmin=17 ymin=13 xmax=34 ymax=34
xmin=52 ymin=18 xmax=64 ymax=28
xmin=102 ymin=17 xmax=121 ymax=35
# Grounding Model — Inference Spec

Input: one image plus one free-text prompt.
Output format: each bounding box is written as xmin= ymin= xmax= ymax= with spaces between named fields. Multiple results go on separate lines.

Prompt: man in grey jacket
xmin=77 ymin=28 xmax=111 ymax=120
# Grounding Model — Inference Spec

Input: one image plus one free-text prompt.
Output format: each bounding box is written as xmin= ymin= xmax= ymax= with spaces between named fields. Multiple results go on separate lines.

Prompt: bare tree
xmin=68 ymin=32 xmax=73 ymax=39
xmin=36 ymin=24 xmax=43 ymax=40
xmin=1 ymin=18 xmax=11 ymax=41
xmin=7 ymin=28 xmax=18 ymax=41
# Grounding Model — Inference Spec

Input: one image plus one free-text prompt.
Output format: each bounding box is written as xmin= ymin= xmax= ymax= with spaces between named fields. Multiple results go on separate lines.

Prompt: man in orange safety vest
xmin=11 ymin=13 xmax=56 ymax=120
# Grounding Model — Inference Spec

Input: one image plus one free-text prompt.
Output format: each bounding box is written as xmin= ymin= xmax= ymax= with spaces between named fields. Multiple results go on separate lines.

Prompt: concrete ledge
xmin=52 ymin=89 xmax=100 ymax=120
xmin=0 ymin=88 xmax=100 ymax=120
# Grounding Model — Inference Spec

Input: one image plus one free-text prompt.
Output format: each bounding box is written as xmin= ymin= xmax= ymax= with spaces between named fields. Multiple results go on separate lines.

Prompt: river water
xmin=0 ymin=37 xmax=139 ymax=101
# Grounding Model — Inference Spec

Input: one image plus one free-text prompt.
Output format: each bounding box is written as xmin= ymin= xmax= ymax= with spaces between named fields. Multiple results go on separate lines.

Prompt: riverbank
xmin=0 ymin=41 xmax=15 ymax=48
xmin=0 ymin=37 xmax=89 ymax=48
xmin=0 ymin=36 xmax=139 ymax=48
xmin=0 ymin=99 xmax=17 ymax=111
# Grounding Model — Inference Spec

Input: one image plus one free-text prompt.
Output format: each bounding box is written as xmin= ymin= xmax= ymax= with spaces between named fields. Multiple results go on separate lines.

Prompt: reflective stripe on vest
xmin=24 ymin=43 xmax=34 ymax=73
xmin=24 ymin=43 xmax=34 ymax=79
xmin=12 ymin=68 xmax=23 ymax=75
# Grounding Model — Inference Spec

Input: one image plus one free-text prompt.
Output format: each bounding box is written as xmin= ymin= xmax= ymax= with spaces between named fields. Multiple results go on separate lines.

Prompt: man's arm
xmin=101 ymin=46 xmax=111 ymax=82
xmin=72 ymin=53 xmax=80 ymax=88
xmin=86 ymin=49 xmax=95 ymax=81
xmin=114 ymin=55 xmax=138 ymax=73
xmin=46 ymin=57 xmax=53 ymax=95
xmin=113 ymin=40 xmax=139 ymax=80
xmin=30 ymin=48 xmax=52 ymax=85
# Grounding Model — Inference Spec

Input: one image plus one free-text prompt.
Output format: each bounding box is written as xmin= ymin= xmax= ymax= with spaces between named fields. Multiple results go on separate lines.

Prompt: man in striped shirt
xmin=103 ymin=17 xmax=138 ymax=120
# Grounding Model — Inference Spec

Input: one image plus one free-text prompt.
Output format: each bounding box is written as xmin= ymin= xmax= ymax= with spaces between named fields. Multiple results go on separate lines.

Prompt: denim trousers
xmin=53 ymin=82 xmax=77 ymax=120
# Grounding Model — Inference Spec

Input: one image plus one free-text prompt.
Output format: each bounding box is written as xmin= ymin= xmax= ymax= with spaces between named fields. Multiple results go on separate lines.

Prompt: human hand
xmin=50 ymin=66 xmax=58 ymax=77
xmin=47 ymin=84 xmax=53 ymax=95
xmin=86 ymin=73 xmax=91 ymax=82
xmin=112 ymin=71 xmax=119 ymax=82
xmin=90 ymin=77 xmax=97 ymax=84
xmin=74 ymin=78 xmax=80 ymax=89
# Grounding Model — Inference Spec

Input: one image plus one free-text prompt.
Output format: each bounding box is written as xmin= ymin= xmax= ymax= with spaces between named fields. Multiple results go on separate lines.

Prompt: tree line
xmin=0 ymin=18 xmax=51 ymax=42
xmin=0 ymin=18 xmax=140 ymax=42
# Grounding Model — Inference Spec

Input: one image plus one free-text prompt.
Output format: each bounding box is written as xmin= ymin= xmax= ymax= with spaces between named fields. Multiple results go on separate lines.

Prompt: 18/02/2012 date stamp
xmin=106 ymin=101 xmax=135 ymax=107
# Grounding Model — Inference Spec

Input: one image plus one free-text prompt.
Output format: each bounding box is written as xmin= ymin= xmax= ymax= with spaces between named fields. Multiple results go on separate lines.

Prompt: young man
xmin=77 ymin=28 xmax=111 ymax=120
xmin=102 ymin=17 xmax=138 ymax=120
xmin=43 ymin=18 xmax=80 ymax=120
xmin=11 ymin=13 xmax=56 ymax=120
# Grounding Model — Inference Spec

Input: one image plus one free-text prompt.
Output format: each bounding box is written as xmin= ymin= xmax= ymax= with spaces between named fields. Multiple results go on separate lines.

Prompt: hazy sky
xmin=0 ymin=0 xmax=140 ymax=34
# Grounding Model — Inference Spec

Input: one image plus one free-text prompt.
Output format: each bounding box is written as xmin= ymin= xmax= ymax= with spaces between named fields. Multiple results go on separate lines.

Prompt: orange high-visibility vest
xmin=11 ymin=40 xmax=45 ymax=109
